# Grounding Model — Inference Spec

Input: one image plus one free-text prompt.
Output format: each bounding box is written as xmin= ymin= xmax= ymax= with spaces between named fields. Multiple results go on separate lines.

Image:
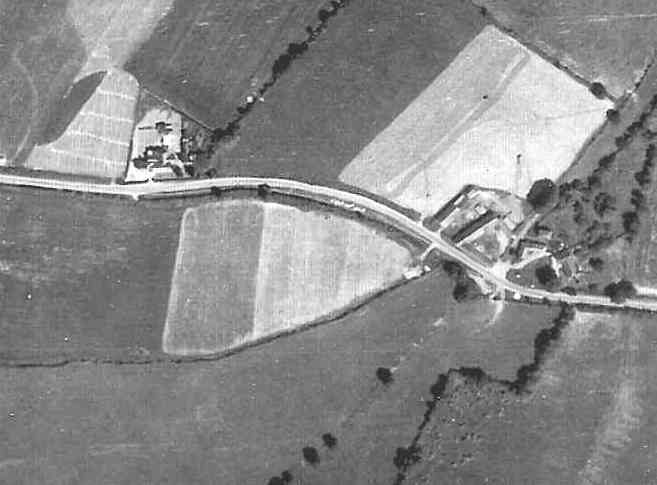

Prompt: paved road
xmin=1 ymin=172 xmax=655 ymax=313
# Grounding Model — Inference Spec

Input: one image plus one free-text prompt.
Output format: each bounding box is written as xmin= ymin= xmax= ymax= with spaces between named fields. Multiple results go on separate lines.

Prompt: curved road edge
xmin=0 ymin=172 xmax=654 ymax=313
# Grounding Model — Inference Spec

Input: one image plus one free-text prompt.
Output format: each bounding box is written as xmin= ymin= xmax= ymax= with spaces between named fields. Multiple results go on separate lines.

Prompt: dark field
xmin=0 ymin=273 xmax=561 ymax=485
xmin=0 ymin=1 xmax=86 ymax=162
xmin=0 ymin=187 xmax=185 ymax=363
xmin=405 ymin=310 xmax=657 ymax=485
xmin=124 ymin=0 xmax=328 ymax=128
xmin=472 ymin=0 xmax=657 ymax=98
xmin=209 ymin=0 xmax=487 ymax=183
xmin=0 ymin=188 xmax=422 ymax=363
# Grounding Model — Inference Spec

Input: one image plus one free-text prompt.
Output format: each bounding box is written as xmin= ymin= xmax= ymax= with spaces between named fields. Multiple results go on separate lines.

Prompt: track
xmin=0 ymin=172 xmax=655 ymax=313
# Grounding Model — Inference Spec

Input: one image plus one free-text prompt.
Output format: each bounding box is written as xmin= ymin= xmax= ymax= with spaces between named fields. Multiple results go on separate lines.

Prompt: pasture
xmin=124 ymin=0 xmax=327 ymax=127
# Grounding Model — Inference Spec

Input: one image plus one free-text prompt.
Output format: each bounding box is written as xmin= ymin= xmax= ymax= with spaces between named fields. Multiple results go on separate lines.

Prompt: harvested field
xmin=124 ymin=0 xmax=328 ymax=127
xmin=25 ymin=69 xmax=139 ymax=179
xmin=163 ymin=200 xmax=416 ymax=356
xmin=339 ymin=26 xmax=612 ymax=218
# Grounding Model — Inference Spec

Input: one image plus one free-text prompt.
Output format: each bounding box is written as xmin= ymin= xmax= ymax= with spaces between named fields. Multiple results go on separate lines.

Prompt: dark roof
xmin=451 ymin=210 xmax=498 ymax=243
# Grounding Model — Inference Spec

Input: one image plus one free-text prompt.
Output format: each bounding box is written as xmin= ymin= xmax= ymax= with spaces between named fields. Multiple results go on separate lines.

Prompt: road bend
xmin=1 ymin=172 xmax=655 ymax=313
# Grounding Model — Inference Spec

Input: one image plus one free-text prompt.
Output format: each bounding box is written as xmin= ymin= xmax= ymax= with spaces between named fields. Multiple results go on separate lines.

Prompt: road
xmin=0 ymin=172 xmax=655 ymax=313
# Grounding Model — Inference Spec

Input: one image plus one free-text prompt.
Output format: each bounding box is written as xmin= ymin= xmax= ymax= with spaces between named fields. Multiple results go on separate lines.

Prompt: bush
xmin=393 ymin=445 xmax=421 ymax=470
xmin=589 ymin=257 xmax=604 ymax=271
xmin=622 ymin=211 xmax=640 ymax=235
xmin=302 ymin=446 xmax=320 ymax=465
xmin=281 ymin=471 xmax=293 ymax=483
xmin=604 ymin=279 xmax=637 ymax=303
xmin=268 ymin=477 xmax=284 ymax=485
xmin=322 ymin=433 xmax=337 ymax=449
xmin=535 ymin=264 xmax=558 ymax=290
xmin=590 ymin=82 xmax=607 ymax=99
xmin=526 ymin=179 xmax=556 ymax=210
xmin=376 ymin=367 xmax=393 ymax=385
xmin=452 ymin=278 xmax=480 ymax=301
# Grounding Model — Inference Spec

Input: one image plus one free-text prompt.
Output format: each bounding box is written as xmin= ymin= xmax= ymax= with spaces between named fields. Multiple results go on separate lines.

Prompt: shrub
xmin=604 ymin=279 xmax=637 ymax=303
xmin=376 ymin=367 xmax=393 ymax=385
xmin=588 ymin=257 xmax=604 ymax=271
xmin=302 ymin=446 xmax=320 ymax=465
xmin=526 ymin=179 xmax=556 ymax=210
xmin=393 ymin=445 xmax=421 ymax=470
xmin=322 ymin=433 xmax=337 ymax=449
xmin=590 ymin=82 xmax=607 ymax=99
xmin=535 ymin=264 xmax=558 ymax=290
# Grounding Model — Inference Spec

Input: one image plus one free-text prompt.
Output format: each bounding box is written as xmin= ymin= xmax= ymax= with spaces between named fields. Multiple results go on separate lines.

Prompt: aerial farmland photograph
xmin=2 ymin=0 xmax=657 ymax=484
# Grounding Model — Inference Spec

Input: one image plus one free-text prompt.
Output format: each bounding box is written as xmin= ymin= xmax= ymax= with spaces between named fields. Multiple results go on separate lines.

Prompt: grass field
xmin=124 ymin=0 xmax=327 ymax=128
xmin=473 ymin=0 xmax=657 ymax=98
xmin=207 ymin=0 xmax=487 ymax=183
xmin=0 ymin=187 xmax=191 ymax=363
xmin=339 ymin=26 xmax=611 ymax=217
xmin=163 ymin=200 xmax=417 ymax=356
xmin=405 ymin=310 xmax=657 ymax=485
xmin=0 ymin=272 xmax=562 ymax=485
xmin=0 ymin=1 xmax=86 ymax=163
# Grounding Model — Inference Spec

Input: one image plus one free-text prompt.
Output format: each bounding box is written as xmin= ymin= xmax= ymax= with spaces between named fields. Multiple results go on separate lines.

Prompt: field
xmin=124 ymin=0 xmax=328 ymax=128
xmin=535 ymin=60 xmax=657 ymax=289
xmin=206 ymin=0 xmax=487 ymax=183
xmin=404 ymin=309 xmax=657 ymax=485
xmin=164 ymin=200 xmax=417 ymax=356
xmin=472 ymin=0 xmax=657 ymax=98
xmin=0 ymin=186 xmax=187 ymax=363
xmin=0 ymin=272 xmax=562 ymax=485
xmin=339 ymin=26 xmax=611 ymax=218
xmin=0 ymin=1 xmax=86 ymax=163
xmin=25 ymin=69 xmax=139 ymax=179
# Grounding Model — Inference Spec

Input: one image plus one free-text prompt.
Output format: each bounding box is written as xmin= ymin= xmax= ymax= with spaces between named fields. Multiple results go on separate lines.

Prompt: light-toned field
xmin=163 ymin=200 xmax=415 ymax=356
xmin=67 ymin=0 xmax=175 ymax=77
xmin=25 ymin=69 xmax=139 ymax=179
xmin=339 ymin=26 xmax=612 ymax=218
xmin=252 ymin=203 xmax=414 ymax=337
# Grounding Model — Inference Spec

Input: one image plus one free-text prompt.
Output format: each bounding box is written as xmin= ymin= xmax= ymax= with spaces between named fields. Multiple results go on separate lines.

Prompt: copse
xmin=604 ymin=279 xmax=637 ymax=304
xmin=526 ymin=178 xmax=556 ymax=210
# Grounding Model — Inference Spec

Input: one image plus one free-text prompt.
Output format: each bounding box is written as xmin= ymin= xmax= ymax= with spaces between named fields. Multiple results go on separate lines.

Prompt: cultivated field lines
xmin=25 ymin=69 xmax=138 ymax=179
xmin=339 ymin=26 xmax=612 ymax=217
xmin=163 ymin=200 xmax=415 ymax=356
xmin=252 ymin=203 xmax=413 ymax=336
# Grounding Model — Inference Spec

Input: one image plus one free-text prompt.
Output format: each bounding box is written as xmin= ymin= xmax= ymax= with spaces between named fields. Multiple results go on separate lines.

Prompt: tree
xmin=526 ymin=179 xmax=556 ymax=210
xmin=376 ymin=367 xmax=393 ymax=385
xmin=622 ymin=211 xmax=640 ymax=235
xmin=322 ymin=433 xmax=337 ymax=449
xmin=281 ymin=471 xmax=293 ymax=483
xmin=302 ymin=446 xmax=320 ymax=465
xmin=535 ymin=264 xmax=559 ymax=290
xmin=268 ymin=477 xmax=284 ymax=485
xmin=452 ymin=278 xmax=480 ymax=301
xmin=588 ymin=257 xmax=604 ymax=271
xmin=604 ymin=279 xmax=637 ymax=303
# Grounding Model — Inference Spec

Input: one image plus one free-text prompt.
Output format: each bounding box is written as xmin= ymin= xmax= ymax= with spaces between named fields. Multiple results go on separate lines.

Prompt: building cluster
xmin=424 ymin=185 xmax=534 ymax=266
xmin=124 ymin=107 xmax=193 ymax=183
